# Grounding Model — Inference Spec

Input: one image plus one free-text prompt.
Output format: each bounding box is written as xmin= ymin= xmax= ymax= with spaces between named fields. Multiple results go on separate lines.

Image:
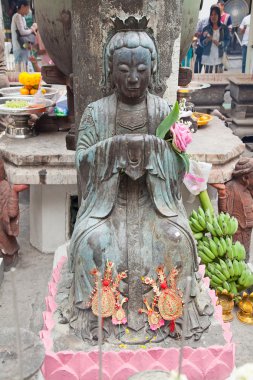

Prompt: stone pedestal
xmin=229 ymin=76 xmax=253 ymax=139
xmin=30 ymin=184 xmax=77 ymax=253
xmin=229 ymin=76 xmax=253 ymax=104
xmin=39 ymin=250 xmax=235 ymax=380
xmin=0 ymin=133 xmax=77 ymax=254
xmin=182 ymin=117 xmax=245 ymax=216
xmin=231 ymin=117 xmax=253 ymax=139
xmin=187 ymin=116 xmax=245 ymax=184
xmin=190 ymin=74 xmax=229 ymax=109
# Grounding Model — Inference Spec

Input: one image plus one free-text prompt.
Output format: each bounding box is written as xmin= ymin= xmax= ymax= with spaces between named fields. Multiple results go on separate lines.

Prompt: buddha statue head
xmin=102 ymin=17 xmax=161 ymax=100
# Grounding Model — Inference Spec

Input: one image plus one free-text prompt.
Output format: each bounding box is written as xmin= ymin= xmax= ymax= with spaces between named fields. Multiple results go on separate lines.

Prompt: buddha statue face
xmin=112 ymin=46 xmax=152 ymax=103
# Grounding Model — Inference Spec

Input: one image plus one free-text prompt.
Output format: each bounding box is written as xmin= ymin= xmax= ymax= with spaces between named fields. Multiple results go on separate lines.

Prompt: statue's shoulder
xmin=87 ymin=94 xmax=116 ymax=112
xmin=147 ymin=92 xmax=171 ymax=117
xmin=148 ymin=92 xmax=171 ymax=107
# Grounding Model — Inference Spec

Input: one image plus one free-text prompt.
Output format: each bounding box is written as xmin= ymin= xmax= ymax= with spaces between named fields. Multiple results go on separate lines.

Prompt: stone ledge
xmin=187 ymin=117 xmax=245 ymax=165
xmin=4 ymin=162 xmax=77 ymax=185
xmin=0 ymin=132 xmax=75 ymax=167
xmin=209 ymin=156 xmax=243 ymax=183
xmin=232 ymin=117 xmax=253 ymax=126
xmin=229 ymin=75 xmax=253 ymax=86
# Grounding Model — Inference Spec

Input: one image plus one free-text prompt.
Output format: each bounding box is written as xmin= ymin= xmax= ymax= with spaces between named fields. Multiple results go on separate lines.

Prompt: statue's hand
xmin=114 ymin=133 xmax=166 ymax=161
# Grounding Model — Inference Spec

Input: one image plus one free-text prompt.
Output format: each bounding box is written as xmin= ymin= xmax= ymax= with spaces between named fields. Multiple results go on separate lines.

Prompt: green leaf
xmin=178 ymin=152 xmax=190 ymax=173
xmin=156 ymin=101 xmax=180 ymax=139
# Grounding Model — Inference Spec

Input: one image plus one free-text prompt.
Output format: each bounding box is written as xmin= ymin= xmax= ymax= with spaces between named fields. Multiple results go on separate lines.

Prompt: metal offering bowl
xmin=0 ymin=86 xmax=59 ymax=100
xmin=0 ymin=96 xmax=54 ymax=115
xmin=0 ymin=96 xmax=54 ymax=138
xmin=178 ymin=81 xmax=210 ymax=93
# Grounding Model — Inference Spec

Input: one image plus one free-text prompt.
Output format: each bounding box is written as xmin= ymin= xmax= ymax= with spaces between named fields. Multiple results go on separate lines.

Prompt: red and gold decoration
xmin=89 ymin=261 xmax=128 ymax=325
xmin=140 ymin=265 xmax=183 ymax=332
xmin=138 ymin=298 xmax=165 ymax=331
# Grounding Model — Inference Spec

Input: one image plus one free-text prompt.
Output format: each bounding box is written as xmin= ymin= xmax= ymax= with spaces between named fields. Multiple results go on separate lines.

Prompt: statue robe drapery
xmin=68 ymin=92 xmax=211 ymax=340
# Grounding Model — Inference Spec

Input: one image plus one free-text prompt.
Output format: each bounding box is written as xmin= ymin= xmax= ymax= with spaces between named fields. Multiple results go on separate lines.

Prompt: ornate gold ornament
xmin=140 ymin=265 xmax=183 ymax=331
xmin=90 ymin=261 xmax=128 ymax=324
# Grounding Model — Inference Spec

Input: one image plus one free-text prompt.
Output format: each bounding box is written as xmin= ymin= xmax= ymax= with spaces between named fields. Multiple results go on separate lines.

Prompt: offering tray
xmin=0 ymin=96 xmax=54 ymax=138
xmin=192 ymin=112 xmax=213 ymax=127
xmin=178 ymin=82 xmax=210 ymax=93
xmin=0 ymin=86 xmax=59 ymax=100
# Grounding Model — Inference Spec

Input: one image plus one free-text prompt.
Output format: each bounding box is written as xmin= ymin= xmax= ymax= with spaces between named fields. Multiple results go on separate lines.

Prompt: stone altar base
xmin=39 ymin=245 xmax=235 ymax=380
xmin=230 ymin=118 xmax=253 ymax=139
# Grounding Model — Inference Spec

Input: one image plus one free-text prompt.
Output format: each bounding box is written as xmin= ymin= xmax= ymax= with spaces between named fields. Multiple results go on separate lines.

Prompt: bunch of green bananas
xmin=189 ymin=206 xmax=253 ymax=295
xmin=205 ymin=259 xmax=253 ymax=294
xmin=198 ymin=237 xmax=246 ymax=264
xmin=189 ymin=208 xmax=238 ymax=238
xmin=197 ymin=235 xmax=232 ymax=263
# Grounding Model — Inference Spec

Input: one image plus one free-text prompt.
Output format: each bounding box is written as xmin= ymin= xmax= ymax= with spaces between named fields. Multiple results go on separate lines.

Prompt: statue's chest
xmin=116 ymin=103 xmax=149 ymax=134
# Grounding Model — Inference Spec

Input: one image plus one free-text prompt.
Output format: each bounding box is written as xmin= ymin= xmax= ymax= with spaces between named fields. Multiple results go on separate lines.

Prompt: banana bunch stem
xmin=198 ymin=190 xmax=215 ymax=215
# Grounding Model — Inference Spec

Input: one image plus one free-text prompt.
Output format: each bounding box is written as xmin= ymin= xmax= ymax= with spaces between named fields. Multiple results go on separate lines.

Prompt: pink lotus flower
xmin=170 ymin=122 xmax=192 ymax=153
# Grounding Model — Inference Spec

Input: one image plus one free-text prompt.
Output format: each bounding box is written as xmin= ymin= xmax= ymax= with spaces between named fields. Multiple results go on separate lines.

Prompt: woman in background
xmin=11 ymin=0 xmax=37 ymax=71
xmin=200 ymin=5 xmax=230 ymax=73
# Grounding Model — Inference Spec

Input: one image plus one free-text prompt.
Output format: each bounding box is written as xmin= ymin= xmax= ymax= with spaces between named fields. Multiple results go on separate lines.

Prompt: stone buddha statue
xmin=67 ymin=20 xmax=213 ymax=345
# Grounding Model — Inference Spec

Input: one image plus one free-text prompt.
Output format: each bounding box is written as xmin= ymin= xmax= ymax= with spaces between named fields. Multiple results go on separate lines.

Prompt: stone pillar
xmin=30 ymin=184 xmax=77 ymax=253
xmin=72 ymin=0 xmax=182 ymax=127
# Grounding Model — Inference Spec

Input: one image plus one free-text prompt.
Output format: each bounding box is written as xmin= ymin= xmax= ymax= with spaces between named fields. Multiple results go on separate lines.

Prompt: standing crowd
xmin=194 ymin=0 xmax=251 ymax=74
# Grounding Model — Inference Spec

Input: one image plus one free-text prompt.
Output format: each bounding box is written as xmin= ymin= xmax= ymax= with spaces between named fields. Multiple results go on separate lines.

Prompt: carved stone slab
xmin=187 ymin=117 xmax=245 ymax=183
xmin=0 ymin=133 xmax=74 ymax=167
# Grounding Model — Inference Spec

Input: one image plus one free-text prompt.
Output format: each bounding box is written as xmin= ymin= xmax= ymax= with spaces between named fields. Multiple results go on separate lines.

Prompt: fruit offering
xmin=192 ymin=112 xmax=213 ymax=126
xmin=4 ymin=99 xmax=30 ymax=108
xmin=189 ymin=207 xmax=253 ymax=296
xmin=18 ymin=72 xmax=46 ymax=95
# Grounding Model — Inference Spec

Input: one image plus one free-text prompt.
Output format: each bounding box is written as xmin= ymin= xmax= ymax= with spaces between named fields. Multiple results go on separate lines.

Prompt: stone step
xmin=230 ymin=122 xmax=253 ymax=139
xmin=232 ymin=117 xmax=253 ymax=126
xmin=231 ymin=101 xmax=253 ymax=118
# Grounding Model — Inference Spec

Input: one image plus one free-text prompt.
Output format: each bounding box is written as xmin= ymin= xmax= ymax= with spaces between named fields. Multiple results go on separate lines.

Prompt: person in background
xmin=200 ymin=5 xmax=230 ymax=73
xmin=217 ymin=0 xmax=232 ymax=71
xmin=29 ymin=30 xmax=53 ymax=72
xmin=11 ymin=0 xmax=37 ymax=71
xmin=0 ymin=30 xmax=10 ymax=132
xmin=217 ymin=0 xmax=232 ymax=31
xmin=194 ymin=16 xmax=209 ymax=73
xmin=239 ymin=13 xmax=251 ymax=73
xmin=0 ymin=29 xmax=9 ymax=89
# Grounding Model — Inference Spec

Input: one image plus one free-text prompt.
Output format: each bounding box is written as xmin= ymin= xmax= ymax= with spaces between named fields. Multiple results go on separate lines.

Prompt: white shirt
xmin=202 ymin=29 xmax=222 ymax=66
xmin=240 ymin=15 xmax=251 ymax=46
xmin=11 ymin=13 xmax=32 ymax=51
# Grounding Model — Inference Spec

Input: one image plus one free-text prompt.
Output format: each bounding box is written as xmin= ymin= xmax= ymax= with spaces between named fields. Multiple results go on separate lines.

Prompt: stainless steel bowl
xmin=0 ymin=86 xmax=59 ymax=100
xmin=0 ymin=96 xmax=55 ymax=138
xmin=0 ymin=96 xmax=54 ymax=115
